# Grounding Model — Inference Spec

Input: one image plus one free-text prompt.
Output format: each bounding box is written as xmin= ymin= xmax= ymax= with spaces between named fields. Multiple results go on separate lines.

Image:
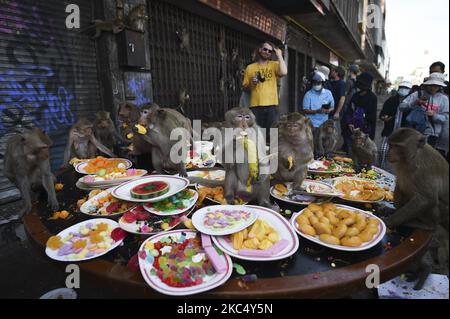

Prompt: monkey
xmin=93 ymin=111 xmax=127 ymax=151
xmin=127 ymin=4 xmax=148 ymax=32
xmin=272 ymin=113 xmax=314 ymax=192
xmin=231 ymin=48 xmax=239 ymax=63
xmin=63 ymin=118 xmax=115 ymax=165
xmin=218 ymin=33 xmax=227 ymax=60
xmin=136 ymin=105 xmax=192 ymax=177
xmin=77 ymin=19 xmax=125 ymax=39
xmin=177 ymin=88 xmax=190 ymax=116
xmin=117 ymin=102 xmax=140 ymax=136
xmin=3 ymin=128 xmax=59 ymax=216
xmin=189 ymin=107 xmax=277 ymax=210
xmin=315 ymin=119 xmax=339 ymax=158
xmin=351 ymin=128 xmax=378 ymax=171
xmin=382 ymin=128 xmax=449 ymax=290
xmin=176 ymin=28 xmax=190 ymax=52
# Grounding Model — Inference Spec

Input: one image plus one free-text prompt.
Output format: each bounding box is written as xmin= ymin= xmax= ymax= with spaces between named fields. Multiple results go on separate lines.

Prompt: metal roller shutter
xmin=0 ymin=0 xmax=102 ymax=204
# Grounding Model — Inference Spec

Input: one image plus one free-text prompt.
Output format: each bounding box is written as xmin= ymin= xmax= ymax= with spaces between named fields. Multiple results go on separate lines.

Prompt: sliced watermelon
xmin=130 ymin=181 xmax=169 ymax=199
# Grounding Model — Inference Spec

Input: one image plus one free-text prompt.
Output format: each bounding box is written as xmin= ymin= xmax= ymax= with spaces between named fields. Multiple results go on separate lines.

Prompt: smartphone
xmin=322 ymin=103 xmax=331 ymax=110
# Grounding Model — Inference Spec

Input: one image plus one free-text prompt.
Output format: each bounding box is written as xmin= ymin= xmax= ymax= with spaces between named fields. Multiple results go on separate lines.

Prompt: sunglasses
xmin=261 ymin=47 xmax=273 ymax=53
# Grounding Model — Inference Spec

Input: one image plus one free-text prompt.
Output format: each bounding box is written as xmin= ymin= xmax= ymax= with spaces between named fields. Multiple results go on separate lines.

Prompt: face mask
xmin=398 ymin=88 xmax=410 ymax=97
xmin=313 ymin=85 xmax=323 ymax=91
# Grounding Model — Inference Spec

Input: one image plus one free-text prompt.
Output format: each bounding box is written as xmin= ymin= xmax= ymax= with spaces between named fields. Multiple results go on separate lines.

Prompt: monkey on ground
xmin=383 ymin=128 xmax=449 ymax=289
xmin=3 ymin=128 xmax=59 ymax=216
xmin=94 ymin=111 xmax=127 ymax=151
xmin=63 ymin=118 xmax=115 ymax=165
xmin=272 ymin=113 xmax=314 ymax=192
xmin=189 ymin=107 xmax=277 ymax=210
xmin=315 ymin=119 xmax=339 ymax=158
xmin=351 ymin=128 xmax=378 ymax=170
xmin=136 ymin=105 xmax=192 ymax=177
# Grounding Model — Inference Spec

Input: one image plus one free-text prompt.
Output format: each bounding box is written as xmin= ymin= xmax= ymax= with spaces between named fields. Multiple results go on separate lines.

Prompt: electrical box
xmin=117 ymin=29 xmax=146 ymax=68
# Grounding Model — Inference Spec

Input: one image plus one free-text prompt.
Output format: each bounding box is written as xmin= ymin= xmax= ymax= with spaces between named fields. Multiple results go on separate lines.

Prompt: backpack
xmin=406 ymin=91 xmax=427 ymax=133
xmin=345 ymin=103 xmax=369 ymax=134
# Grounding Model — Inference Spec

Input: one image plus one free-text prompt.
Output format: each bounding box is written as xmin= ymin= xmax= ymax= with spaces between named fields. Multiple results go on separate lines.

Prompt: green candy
xmin=98 ymin=168 xmax=106 ymax=176
xmin=233 ymin=263 xmax=246 ymax=275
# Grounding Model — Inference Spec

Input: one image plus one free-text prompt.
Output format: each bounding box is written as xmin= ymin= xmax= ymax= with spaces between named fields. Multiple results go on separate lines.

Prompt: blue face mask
xmin=398 ymin=88 xmax=410 ymax=97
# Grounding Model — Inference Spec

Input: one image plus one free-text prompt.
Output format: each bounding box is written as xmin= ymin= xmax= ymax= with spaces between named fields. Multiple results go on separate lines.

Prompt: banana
xmin=126 ymin=133 xmax=134 ymax=140
xmin=135 ymin=124 xmax=147 ymax=135
xmin=287 ymin=156 xmax=294 ymax=170
xmin=242 ymin=136 xmax=259 ymax=180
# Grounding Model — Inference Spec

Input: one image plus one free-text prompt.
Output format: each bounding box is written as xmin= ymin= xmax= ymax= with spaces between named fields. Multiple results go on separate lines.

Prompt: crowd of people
xmin=242 ymin=41 xmax=449 ymax=166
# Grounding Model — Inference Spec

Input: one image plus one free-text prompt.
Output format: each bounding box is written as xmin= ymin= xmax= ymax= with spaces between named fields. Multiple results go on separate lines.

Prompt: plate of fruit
xmin=78 ymin=169 xmax=147 ymax=187
xmin=191 ymin=205 xmax=257 ymax=236
xmin=195 ymin=185 xmax=248 ymax=205
xmin=308 ymin=160 xmax=342 ymax=174
xmin=291 ymin=203 xmax=386 ymax=252
xmin=212 ymin=205 xmax=299 ymax=261
xmin=112 ymin=175 xmax=189 ymax=203
xmin=79 ymin=187 xmax=135 ymax=217
xmin=270 ymin=183 xmax=318 ymax=205
xmin=119 ymin=205 xmax=194 ymax=235
xmin=143 ymin=189 xmax=198 ymax=216
xmin=74 ymin=156 xmax=132 ymax=175
xmin=331 ymin=177 xmax=385 ymax=203
xmin=177 ymin=169 xmax=225 ymax=187
xmin=45 ymin=219 xmax=125 ymax=262
xmin=185 ymin=150 xmax=216 ymax=169
xmin=138 ymin=230 xmax=233 ymax=296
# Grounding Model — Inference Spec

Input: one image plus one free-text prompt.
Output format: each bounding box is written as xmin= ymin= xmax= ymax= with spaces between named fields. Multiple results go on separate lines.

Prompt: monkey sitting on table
xmin=189 ymin=107 xmax=277 ymax=210
xmin=315 ymin=119 xmax=339 ymax=158
xmin=351 ymin=128 xmax=378 ymax=171
xmin=93 ymin=111 xmax=127 ymax=151
xmin=136 ymin=105 xmax=192 ymax=177
xmin=272 ymin=112 xmax=314 ymax=192
xmin=383 ymin=128 xmax=449 ymax=290
xmin=3 ymin=128 xmax=59 ymax=216
xmin=63 ymin=118 xmax=115 ymax=165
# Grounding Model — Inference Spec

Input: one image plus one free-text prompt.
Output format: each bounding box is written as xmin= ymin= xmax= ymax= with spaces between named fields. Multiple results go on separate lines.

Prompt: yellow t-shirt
xmin=243 ymin=61 xmax=279 ymax=107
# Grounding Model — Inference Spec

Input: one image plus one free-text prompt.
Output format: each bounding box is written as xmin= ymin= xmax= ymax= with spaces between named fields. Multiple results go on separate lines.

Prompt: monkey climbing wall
xmin=146 ymin=0 xmax=261 ymax=121
xmin=0 ymin=0 xmax=102 ymax=204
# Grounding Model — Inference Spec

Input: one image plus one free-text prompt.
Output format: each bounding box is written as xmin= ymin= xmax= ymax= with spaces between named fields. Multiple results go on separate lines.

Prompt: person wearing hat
xmin=399 ymin=72 xmax=449 ymax=158
xmin=378 ymin=81 xmax=413 ymax=168
xmin=342 ymin=72 xmax=378 ymax=154
xmin=301 ymin=71 xmax=335 ymax=135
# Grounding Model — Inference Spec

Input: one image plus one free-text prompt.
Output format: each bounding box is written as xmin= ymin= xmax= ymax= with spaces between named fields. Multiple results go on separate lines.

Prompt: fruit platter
xmin=191 ymin=205 xmax=257 ymax=236
xmin=78 ymin=169 xmax=147 ymax=187
xmin=79 ymin=187 xmax=135 ymax=217
xmin=119 ymin=205 xmax=195 ymax=235
xmin=185 ymin=150 xmax=217 ymax=169
xmin=196 ymin=185 xmax=247 ymax=205
xmin=308 ymin=159 xmax=342 ymax=175
xmin=138 ymin=230 xmax=232 ymax=296
xmin=45 ymin=219 xmax=125 ymax=262
xmin=143 ymin=189 xmax=198 ymax=216
xmin=74 ymin=156 xmax=132 ymax=175
xmin=270 ymin=183 xmax=319 ymax=205
xmin=291 ymin=203 xmax=386 ymax=251
xmin=330 ymin=177 xmax=386 ymax=203
xmin=211 ymin=205 xmax=299 ymax=261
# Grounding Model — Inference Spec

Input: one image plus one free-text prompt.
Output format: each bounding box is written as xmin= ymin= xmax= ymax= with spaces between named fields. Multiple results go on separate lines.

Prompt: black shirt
xmin=344 ymin=90 xmax=378 ymax=140
xmin=379 ymin=95 xmax=400 ymax=137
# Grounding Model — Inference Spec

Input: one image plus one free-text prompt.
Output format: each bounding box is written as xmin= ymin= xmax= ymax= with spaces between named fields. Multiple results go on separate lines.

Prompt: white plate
xmin=39 ymin=288 xmax=77 ymax=299
xmin=143 ymin=189 xmax=198 ymax=216
xmin=112 ymin=175 xmax=190 ymax=203
xmin=78 ymin=169 xmax=148 ymax=187
xmin=76 ymin=180 xmax=107 ymax=191
xmin=330 ymin=177 xmax=385 ymax=203
xmin=175 ymin=169 xmax=225 ymax=187
xmin=290 ymin=180 xmax=342 ymax=198
xmin=270 ymin=183 xmax=317 ymax=206
xmin=80 ymin=187 xmax=136 ymax=217
xmin=212 ymin=205 xmax=299 ymax=261
xmin=119 ymin=206 xmax=194 ymax=235
xmin=192 ymin=205 xmax=257 ymax=236
xmin=45 ymin=218 xmax=124 ymax=262
xmin=75 ymin=158 xmax=132 ymax=174
xmin=186 ymin=154 xmax=217 ymax=169
xmin=290 ymin=204 xmax=386 ymax=252
xmin=308 ymin=160 xmax=342 ymax=175
xmin=138 ymin=230 xmax=233 ymax=296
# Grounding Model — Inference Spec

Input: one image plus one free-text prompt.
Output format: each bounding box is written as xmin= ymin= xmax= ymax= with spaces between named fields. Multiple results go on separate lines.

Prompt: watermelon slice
xmin=130 ymin=181 xmax=170 ymax=200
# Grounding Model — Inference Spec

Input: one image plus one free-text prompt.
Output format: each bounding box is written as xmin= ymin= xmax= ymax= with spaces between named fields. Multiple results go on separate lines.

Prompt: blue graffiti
xmin=127 ymin=78 xmax=151 ymax=107
xmin=0 ymin=65 xmax=76 ymax=132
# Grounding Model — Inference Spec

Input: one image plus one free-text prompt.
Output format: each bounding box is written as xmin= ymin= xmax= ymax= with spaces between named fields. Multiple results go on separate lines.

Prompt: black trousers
xmin=250 ymin=105 xmax=278 ymax=131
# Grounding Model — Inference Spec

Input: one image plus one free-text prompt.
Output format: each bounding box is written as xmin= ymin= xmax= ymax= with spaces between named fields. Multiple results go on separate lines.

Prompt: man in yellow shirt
xmin=242 ymin=42 xmax=288 ymax=130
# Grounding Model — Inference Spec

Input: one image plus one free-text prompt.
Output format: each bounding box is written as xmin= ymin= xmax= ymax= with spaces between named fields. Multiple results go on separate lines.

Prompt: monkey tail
xmin=188 ymin=177 xmax=224 ymax=188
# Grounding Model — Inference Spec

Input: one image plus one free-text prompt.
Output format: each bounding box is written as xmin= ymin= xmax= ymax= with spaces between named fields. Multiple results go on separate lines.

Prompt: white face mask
xmin=313 ymin=85 xmax=323 ymax=91
xmin=398 ymin=88 xmax=410 ymax=97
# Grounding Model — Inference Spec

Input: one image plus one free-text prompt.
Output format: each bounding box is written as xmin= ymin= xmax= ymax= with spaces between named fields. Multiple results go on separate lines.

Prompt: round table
xmin=24 ymin=168 xmax=432 ymax=298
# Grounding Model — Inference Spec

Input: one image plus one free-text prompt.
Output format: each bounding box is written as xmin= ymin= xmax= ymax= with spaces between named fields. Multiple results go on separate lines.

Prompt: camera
xmin=256 ymin=71 xmax=266 ymax=83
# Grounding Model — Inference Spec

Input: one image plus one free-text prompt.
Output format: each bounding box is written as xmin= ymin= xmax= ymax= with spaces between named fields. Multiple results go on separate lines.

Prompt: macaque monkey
xmin=127 ymin=4 xmax=148 ymax=32
xmin=176 ymin=28 xmax=190 ymax=52
xmin=316 ymin=119 xmax=338 ymax=158
xmin=93 ymin=111 xmax=126 ymax=150
xmin=3 ymin=128 xmax=59 ymax=215
xmin=177 ymin=88 xmax=190 ymax=116
xmin=63 ymin=118 xmax=115 ymax=165
xmin=136 ymin=105 xmax=192 ymax=176
xmin=351 ymin=128 xmax=378 ymax=170
xmin=218 ymin=33 xmax=227 ymax=60
xmin=79 ymin=19 xmax=125 ymax=39
xmin=189 ymin=107 xmax=276 ymax=210
xmin=272 ymin=113 xmax=314 ymax=192
xmin=384 ymin=128 xmax=449 ymax=289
